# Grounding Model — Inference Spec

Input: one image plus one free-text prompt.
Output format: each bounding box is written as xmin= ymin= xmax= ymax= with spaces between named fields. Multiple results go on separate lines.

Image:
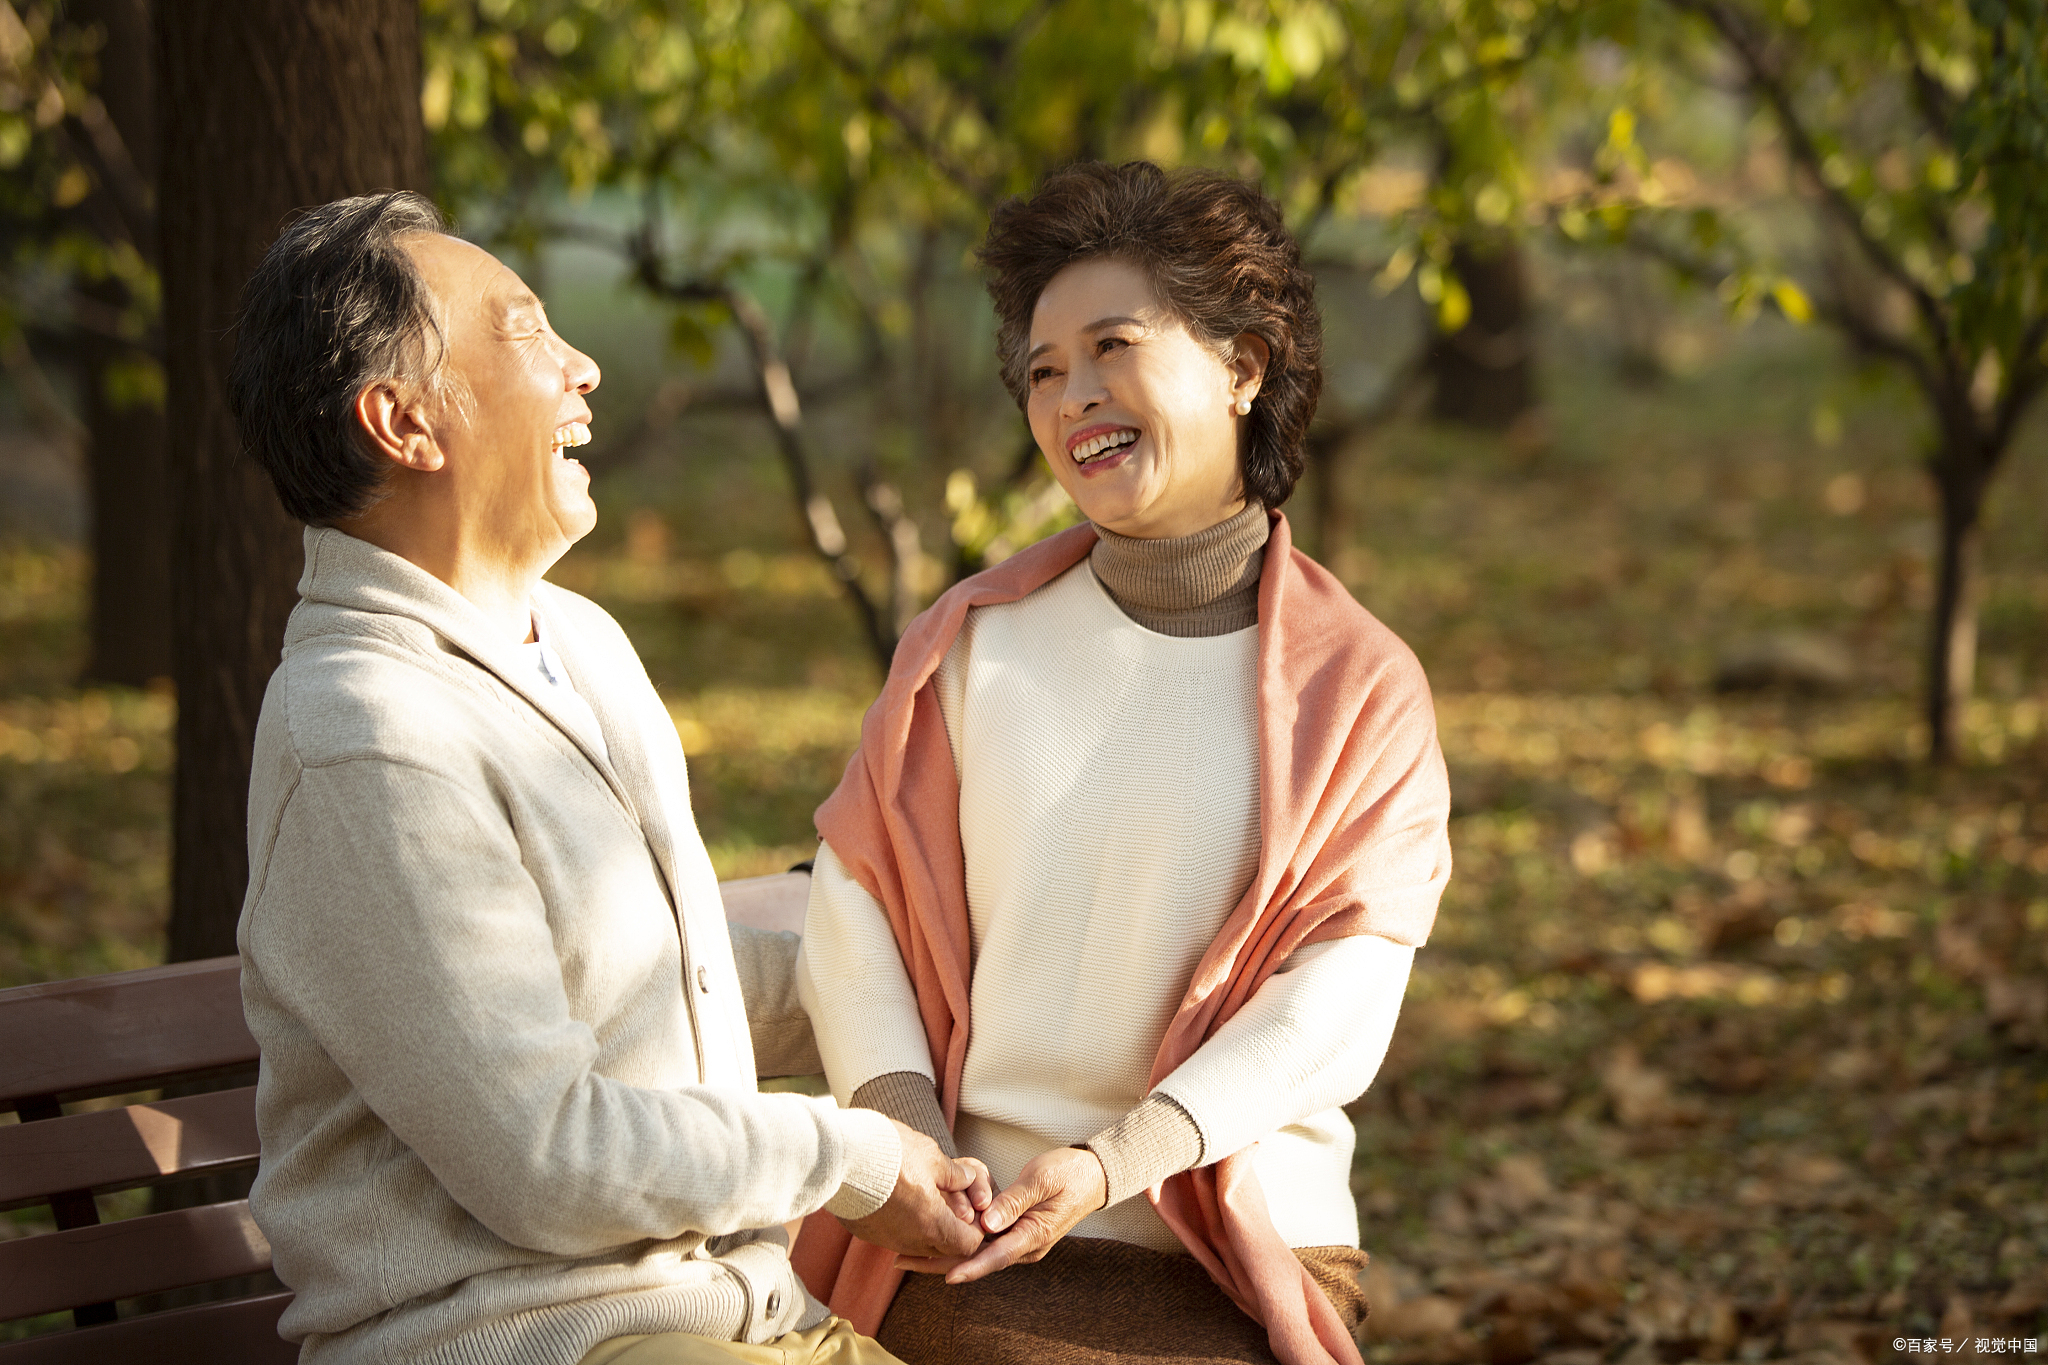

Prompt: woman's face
xmin=1025 ymin=257 xmax=1265 ymax=540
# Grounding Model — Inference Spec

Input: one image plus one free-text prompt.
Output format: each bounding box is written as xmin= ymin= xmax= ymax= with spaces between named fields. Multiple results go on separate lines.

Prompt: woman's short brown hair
xmin=979 ymin=161 xmax=1323 ymax=509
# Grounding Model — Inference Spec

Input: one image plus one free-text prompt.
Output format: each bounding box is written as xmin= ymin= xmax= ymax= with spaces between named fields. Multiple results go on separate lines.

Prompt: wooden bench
xmin=0 ymin=871 xmax=813 ymax=1362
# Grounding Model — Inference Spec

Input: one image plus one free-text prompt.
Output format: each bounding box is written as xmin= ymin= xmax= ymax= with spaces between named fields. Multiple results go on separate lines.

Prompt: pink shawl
xmin=793 ymin=512 xmax=1452 ymax=1364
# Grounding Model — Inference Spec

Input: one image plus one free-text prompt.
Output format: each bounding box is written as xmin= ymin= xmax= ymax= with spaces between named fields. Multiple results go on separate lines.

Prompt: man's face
xmin=402 ymin=233 xmax=601 ymax=552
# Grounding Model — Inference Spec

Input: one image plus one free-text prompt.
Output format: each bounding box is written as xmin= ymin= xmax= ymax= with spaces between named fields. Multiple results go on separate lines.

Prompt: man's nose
xmin=565 ymin=342 xmax=600 ymax=394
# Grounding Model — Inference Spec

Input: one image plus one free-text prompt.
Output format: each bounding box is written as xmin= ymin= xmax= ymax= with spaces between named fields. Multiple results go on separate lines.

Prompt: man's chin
xmin=552 ymin=498 xmax=599 ymax=547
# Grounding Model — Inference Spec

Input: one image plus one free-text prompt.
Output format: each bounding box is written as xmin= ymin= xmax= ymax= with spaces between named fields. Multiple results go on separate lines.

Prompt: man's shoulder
xmin=265 ymin=606 xmax=504 ymax=770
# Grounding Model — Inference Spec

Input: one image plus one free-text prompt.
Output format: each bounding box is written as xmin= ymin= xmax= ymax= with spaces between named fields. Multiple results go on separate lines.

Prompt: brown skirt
xmin=875 ymin=1237 xmax=1369 ymax=1365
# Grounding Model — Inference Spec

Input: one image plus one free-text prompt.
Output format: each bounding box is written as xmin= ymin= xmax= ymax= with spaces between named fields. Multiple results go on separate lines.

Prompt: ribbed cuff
xmin=851 ymin=1070 xmax=957 ymax=1158
xmin=824 ymin=1105 xmax=901 ymax=1220
xmin=1084 ymin=1094 xmax=1205 ymax=1208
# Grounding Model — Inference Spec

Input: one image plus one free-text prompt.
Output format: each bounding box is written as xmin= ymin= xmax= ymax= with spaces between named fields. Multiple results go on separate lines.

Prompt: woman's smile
xmin=1066 ymin=423 xmax=1142 ymax=473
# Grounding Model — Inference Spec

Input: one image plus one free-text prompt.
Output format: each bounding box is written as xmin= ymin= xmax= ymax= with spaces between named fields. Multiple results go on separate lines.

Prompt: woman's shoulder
xmin=888 ymin=524 xmax=1100 ymax=685
xmin=1277 ymin=546 xmax=1429 ymax=688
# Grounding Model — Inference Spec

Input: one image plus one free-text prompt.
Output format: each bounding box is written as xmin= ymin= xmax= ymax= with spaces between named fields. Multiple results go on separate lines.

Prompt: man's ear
xmin=355 ymin=382 xmax=444 ymax=472
xmin=1229 ymin=333 xmax=1271 ymax=404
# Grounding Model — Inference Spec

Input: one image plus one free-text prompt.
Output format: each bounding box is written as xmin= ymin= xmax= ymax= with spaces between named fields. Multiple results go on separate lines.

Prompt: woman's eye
xmin=1029 ymin=366 xmax=1055 ymax=385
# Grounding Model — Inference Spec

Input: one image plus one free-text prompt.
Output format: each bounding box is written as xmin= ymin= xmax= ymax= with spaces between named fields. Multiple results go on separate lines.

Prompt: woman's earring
xmin=1235 ymin=398 xmax=1252 ymax=415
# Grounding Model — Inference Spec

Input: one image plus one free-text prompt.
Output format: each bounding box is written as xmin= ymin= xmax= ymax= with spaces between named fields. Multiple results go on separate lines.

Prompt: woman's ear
xmin=1229 ymin=332 xmax=1271 ymax=405
xmin=354 ymin=381 xmax=444 ymax=473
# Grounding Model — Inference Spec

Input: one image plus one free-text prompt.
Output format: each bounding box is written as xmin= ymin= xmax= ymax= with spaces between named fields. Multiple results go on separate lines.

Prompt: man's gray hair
xmin=229 ymin=191 xmax=457 ymax=525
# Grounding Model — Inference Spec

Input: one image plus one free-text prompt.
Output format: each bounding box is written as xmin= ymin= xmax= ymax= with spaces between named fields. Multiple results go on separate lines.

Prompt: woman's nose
xmin=1059 ymin=371 xmax=1105 ymax=419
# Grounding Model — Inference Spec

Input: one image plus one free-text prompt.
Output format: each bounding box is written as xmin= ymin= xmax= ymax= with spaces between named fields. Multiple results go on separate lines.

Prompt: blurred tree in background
xmin=0 ymin=0 xmax=168 ymax=687
xmin=1567 ymin=0 xmax=2048 ymax=761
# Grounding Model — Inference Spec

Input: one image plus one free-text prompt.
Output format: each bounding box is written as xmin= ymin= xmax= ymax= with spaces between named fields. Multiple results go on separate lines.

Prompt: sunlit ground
xmin=1 ymin=316 xmax=2044 ymax=1359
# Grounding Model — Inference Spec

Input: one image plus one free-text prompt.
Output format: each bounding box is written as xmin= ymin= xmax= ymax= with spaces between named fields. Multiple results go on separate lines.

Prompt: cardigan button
xmin=766 ymin=1288 xmax=781 ymax=1317
xmin=696 ymin=966 xmax=710 ymax=994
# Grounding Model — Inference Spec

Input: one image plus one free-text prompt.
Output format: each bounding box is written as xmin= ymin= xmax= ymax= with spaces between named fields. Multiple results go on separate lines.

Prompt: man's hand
xmin=838 ymin=1121 xmax=993 ymax=1259
xmin=894 ymin=1145 xmax=1106 ymax=1283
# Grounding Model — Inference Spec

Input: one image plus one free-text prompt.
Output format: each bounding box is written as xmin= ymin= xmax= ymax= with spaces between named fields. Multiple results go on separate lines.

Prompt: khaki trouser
xmin=579 ymin=1318 xmax=906 ymax=1365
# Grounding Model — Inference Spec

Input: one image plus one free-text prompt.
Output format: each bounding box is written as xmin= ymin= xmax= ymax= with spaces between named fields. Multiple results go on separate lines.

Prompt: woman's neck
xmin=1088 ymin=501 xmax=1269 ymax=638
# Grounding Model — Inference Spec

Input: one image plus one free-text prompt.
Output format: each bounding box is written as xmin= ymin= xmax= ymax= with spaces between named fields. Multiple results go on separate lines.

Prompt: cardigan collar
xmin=291 ymin=526 xmax=681 ymax=904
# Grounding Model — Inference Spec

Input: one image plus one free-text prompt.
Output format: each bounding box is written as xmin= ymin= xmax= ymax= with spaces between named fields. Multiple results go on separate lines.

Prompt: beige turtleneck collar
xmin=1088 ymin=501 xmax=1269 ymax=638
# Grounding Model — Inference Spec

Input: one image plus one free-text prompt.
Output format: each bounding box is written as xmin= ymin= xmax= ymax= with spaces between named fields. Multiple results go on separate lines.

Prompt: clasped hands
xmin=837 ymin=1123 xmax=1108 ymax=1286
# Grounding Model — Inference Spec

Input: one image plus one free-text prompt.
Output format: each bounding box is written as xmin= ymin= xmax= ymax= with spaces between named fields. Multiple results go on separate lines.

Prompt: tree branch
xmin=858 ymin=466 xmax=927 ymax=639
xmin=786 ymin=0 xmax=996 ymax=206
xmin=721 ymin=284 xmax=897 ymax=666
xmin=0 ymin=331 xmax=85 ymax=452
xmin=1814 ymin=292 xmax=1943 ymax=399
xmin=65 ymin=96 xmax=155 ymax=256
xmin=1991 ymin=311 xmax=2048 ymax=453
xmin=1614 ymin=211 xmax=1946 ymax=400
xmin=1873 ymin=0 xmax=1957 ymax=143
xmin=1294 ymin=157 xmax=1366 ymax=257
xmin=0 ymin=5 xmax=155 ymax=254
xmin=1666 ymin=0 xmax=1957 ymax=372
xmin=628 ymin=235 xmax=896 ymax=666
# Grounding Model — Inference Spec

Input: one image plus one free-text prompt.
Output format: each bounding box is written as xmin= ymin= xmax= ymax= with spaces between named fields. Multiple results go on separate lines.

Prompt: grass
xmin=1 ymin=304 xmax=2045 ymax=1362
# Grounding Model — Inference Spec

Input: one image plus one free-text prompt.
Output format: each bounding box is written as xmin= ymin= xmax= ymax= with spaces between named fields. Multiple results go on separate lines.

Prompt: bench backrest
xmin=0 ymin=870 xmax=813 ymax=1363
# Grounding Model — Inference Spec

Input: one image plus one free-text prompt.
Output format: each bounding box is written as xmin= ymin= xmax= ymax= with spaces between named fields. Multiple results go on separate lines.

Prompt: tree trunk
xmin=59 ymin=0 xmax=172 ymax=687
xmin=1926 ymin=463 xmax=1987 ymax=766
xmin=80 ymin=317 xmax=172 ymax=686
xmin=155 ymin=1 xmax=429 ymax=962
xmin=1305 ymin=421 xmax=1351 ymax=571
xmin=1428 ymin=236 xmax=1537 ymax=430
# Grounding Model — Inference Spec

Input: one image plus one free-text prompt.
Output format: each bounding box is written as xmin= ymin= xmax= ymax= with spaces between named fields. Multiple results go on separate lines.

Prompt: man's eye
xmin=1097 ymin=337 xmax=1128 ymax=356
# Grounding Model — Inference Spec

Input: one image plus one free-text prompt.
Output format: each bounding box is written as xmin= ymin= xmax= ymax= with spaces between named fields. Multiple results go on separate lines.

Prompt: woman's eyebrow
xmin=1027 ymin=315 xmax=1145 ymax=362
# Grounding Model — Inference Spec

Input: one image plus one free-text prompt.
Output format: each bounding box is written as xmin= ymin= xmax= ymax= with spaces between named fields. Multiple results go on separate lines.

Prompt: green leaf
xmin=1772 ymin=280 xmax=1813 ymax=325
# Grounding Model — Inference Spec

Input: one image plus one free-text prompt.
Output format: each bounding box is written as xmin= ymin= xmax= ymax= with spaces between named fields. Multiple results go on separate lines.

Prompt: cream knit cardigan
xmin=239 ymin=528 xmax=900 ymax=1365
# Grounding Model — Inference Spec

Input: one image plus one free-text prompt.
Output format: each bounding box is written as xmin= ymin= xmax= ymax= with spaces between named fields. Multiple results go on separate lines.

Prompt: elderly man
xmin=228 ymin=192 xmax=985 ymax=1365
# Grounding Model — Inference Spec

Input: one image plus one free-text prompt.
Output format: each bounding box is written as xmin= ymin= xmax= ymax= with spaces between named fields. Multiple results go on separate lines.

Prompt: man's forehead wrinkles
xmin=487 ymin=274 xmax=544 ymax=328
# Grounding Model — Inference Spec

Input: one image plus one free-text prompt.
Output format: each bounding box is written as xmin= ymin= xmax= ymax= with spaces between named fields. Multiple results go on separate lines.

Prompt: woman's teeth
xmin=552 ymin=422 xmax=591 ymax=453
xmin=1072 ymin=429 xmax=1138 ymax=465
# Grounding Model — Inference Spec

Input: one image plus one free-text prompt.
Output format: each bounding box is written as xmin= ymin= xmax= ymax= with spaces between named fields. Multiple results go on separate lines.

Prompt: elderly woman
xmin=794 ymin=162 xmax=1452 ymax=1365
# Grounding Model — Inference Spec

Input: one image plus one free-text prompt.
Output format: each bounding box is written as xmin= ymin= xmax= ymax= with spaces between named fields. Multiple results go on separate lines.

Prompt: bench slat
xmin=0 ymin=958 xmax=256 ymax=1109
xmin=0 ymin=1290 xmax=296 ymax=1365
xmin=0 ymin=1199 xmax=272 ymax=1321
xmin=0 ymin=1087 xmax=261 ymax=1213
xmin=718 ymin=870 xmax=810 ymax=936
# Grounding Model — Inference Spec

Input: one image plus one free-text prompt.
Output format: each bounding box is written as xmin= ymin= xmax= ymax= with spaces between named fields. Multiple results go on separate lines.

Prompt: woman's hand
xmin=893 ymin=1145 xmax=1107 ymax=1284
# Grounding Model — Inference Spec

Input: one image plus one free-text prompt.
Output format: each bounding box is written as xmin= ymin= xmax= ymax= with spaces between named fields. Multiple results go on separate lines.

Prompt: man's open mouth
xmin=552 ymin=422 xmax=591 ymax=455
xmin=1070 ymin=427 xmax=1138 ymax=466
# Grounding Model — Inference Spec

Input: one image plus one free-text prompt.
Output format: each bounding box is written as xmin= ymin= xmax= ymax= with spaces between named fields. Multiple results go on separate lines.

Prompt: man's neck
xmin=339 ymin=509 xmax=552 ymax=644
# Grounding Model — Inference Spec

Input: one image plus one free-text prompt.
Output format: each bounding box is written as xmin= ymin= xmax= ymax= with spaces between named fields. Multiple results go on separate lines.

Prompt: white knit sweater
xmin=800 ymin=562 xmax=1414 ymax=1253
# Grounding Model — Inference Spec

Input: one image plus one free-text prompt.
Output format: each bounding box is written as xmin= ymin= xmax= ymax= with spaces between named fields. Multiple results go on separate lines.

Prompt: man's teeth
xmin=552 ymin=422 xmax=591 ymax=452
xmin=1072 ymin=429 xmax=1138 ymax=464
